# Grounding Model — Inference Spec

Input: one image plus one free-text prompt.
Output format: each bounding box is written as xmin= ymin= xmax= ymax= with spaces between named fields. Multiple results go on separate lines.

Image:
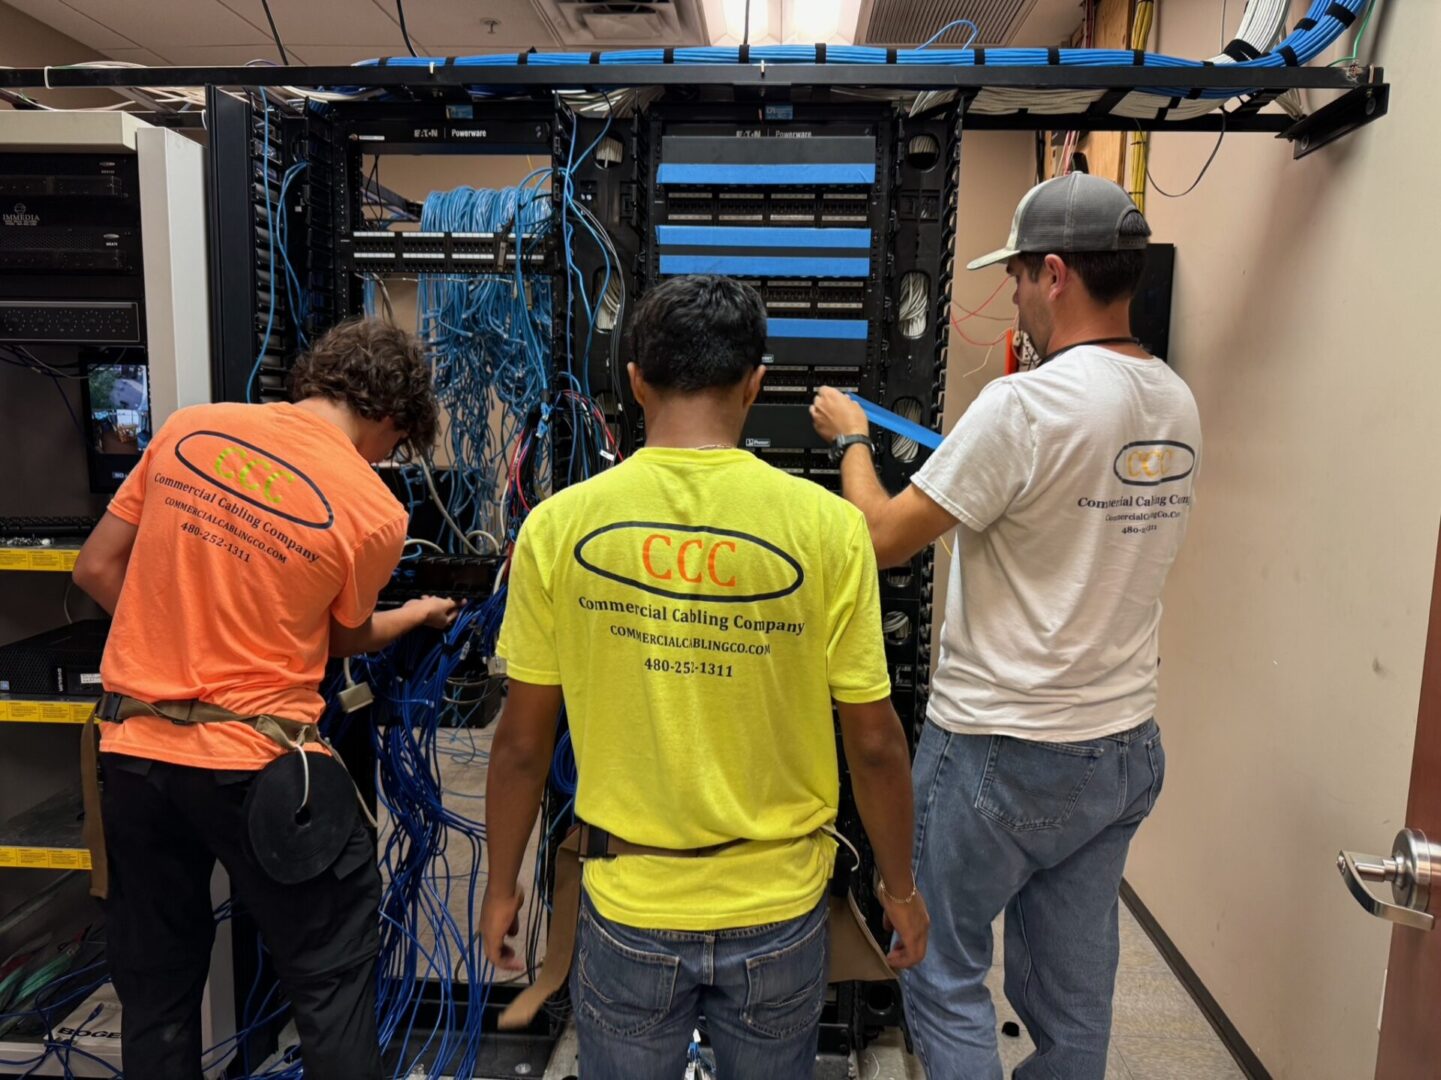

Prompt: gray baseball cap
xmin=967 ymin=172 xmax=1151 ymax=271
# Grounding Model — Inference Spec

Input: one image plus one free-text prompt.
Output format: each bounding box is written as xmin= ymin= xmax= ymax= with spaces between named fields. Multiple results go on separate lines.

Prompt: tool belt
xmin=497 ymin=821 xmax=896 ymax=1030
xmin=81 ymin=692 xmax=367 ymax=898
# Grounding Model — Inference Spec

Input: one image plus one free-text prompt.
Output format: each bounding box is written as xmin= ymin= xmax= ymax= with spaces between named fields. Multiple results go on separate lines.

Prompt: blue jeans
xmin=571 ymin=890 xmax=830 ymax=1080
xmin=900 ymin=718 xmax=1165 ymax=1080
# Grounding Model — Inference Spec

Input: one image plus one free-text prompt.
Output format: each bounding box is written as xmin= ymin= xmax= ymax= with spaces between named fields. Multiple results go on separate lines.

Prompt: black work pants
xmin=99 ymin=753 xmax=383 ymax=1080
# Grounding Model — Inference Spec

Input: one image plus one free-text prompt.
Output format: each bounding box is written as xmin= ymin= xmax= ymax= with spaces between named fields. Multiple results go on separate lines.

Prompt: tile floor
xmin=850 ymin=901 xmax=1245 ymax=1080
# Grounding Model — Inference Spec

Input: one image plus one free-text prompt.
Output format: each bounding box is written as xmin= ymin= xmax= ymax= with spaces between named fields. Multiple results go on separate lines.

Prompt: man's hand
xmin=330 ymin=595 xmax=462 ymax=656
xmin=404 ymin=594 xmax=460 ymax=630
xmin=481 ymin=882 xmax=527 ymax=972
xmin=879 ymin=885 xmax=930 ymax=970
xmin=810 ymin=386 xmax=869 ymax=444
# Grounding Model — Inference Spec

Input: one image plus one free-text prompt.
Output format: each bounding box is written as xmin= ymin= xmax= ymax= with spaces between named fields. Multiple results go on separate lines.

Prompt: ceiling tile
xmin=217 ymin=0 xmax=414 ymax=47
xmin=281 ymin=44 xmax=409 ymax=66
xmin=5 ymin=0 xmax=141 ymax=51
xmin=394 ymin=0 xmax=563 ymax=52
xmin=144 ymin=43 xmax=303 ymax=66
xmin=49 ymin=0 xmax=271 ymax=49
xmin=100 ymin=46 xmax=174 ymax=66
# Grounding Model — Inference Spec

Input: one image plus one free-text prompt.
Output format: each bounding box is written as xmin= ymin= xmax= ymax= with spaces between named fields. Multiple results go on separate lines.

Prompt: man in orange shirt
xmin=73 ymin=319 xmax=457 ymax=1080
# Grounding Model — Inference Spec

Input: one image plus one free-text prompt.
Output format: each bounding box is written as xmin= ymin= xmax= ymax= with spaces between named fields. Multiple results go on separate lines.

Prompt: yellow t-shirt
xmin=497 ymin=447 xmax=891 ymax=931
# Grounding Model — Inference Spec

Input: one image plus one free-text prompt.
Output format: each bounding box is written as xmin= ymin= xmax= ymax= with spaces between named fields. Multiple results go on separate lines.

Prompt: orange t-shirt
xmin=99 ymin=401 xmax=407 ymax=770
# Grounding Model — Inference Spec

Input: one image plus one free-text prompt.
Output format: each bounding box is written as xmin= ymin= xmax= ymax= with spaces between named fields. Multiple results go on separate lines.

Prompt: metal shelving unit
xmin=0 ymin=789 xmax=89 ymax=870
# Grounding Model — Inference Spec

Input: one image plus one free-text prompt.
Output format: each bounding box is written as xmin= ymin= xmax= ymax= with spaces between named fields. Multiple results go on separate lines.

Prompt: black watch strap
xmin=831 ymin=433 xmax=874 ymax=462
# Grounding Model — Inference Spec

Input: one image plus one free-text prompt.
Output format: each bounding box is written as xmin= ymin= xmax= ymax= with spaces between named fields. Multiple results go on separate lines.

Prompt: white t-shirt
xmin=913 ymin=346 xmax=1201 ymax=742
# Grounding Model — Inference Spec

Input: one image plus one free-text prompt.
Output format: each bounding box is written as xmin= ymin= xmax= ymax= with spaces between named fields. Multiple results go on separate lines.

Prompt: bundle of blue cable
xmin=339 ymin=595 xmax=502 ymax=1079
xmin=355 ymin=0 xmax=1366 ymax=101
xmin=416 ymin=177 xmax=554 ymax=550
xmin=0 ymin=928 xmax=118 ymax=1080
xmin=554 ymin=105 xmax=631 ymax=485
xmin=321 ymin=587 xmax=580 ymax=1079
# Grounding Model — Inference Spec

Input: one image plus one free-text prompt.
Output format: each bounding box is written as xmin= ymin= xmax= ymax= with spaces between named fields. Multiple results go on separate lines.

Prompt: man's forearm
xmin=365 ymin=606 xmax=430 ymax=649
xmin=75 ymin=566 xmax=124 ymax=616
xmin=484 ymin=740 xmax=551 ymax=895
xmin=840 ymin=444 xmax=892 ymax=532
xmin=330 ymin=606 xmax=426 ymax=657
xmin=847 ymin=744 xmax=917 ymax=896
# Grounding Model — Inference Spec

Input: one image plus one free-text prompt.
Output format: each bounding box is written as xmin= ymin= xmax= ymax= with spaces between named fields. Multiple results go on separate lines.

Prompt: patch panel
xmin=346 ymin=229 xmax=555 ymax=276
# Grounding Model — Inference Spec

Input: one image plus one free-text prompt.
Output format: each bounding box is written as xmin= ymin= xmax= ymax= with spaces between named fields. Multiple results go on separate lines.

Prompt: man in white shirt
xmin=811 ymin=173 xmax=1200 ymax=1080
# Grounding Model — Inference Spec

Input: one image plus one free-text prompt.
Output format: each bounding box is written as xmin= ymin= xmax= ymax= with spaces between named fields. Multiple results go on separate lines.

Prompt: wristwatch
xmin=829 ymin=433 xmax=874 ymax=464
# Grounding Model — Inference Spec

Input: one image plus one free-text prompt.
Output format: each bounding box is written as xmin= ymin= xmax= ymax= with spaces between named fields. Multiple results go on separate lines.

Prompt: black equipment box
xmin=0 ymin=619 xmax=109 ymax=697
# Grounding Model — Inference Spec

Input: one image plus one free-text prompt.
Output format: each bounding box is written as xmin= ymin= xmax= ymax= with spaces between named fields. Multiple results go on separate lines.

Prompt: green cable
xmin=1329 ymin=0 xmax=1379 ymax=68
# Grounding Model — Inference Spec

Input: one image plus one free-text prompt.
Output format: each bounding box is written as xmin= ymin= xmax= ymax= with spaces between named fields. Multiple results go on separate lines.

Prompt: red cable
xmin=950 ymin=310 xmax=1011 ymax=348
xmin=951 ymin=276 xmax=1011 ymax=324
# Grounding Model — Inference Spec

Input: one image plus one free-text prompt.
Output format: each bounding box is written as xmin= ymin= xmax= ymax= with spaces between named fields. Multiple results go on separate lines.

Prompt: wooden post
xmin=1044 ymin=0 xmax=1132 ymax=184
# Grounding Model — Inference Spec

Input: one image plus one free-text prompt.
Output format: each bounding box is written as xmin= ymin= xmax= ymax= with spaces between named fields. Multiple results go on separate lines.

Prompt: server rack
xmin=204 ymin=89 xmax=960 ymax=1063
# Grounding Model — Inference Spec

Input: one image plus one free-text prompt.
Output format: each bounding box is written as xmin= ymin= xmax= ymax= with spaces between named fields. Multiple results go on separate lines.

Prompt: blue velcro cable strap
xmin=848 ymin=393 xmax=943 ymax=451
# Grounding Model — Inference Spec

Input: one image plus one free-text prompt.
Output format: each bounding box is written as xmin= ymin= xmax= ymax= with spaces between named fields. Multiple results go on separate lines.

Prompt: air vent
xmin=855 ymin=0 xmax=1041 ymax=46
xmin=535 ymin=0 xmax=709 ymax=46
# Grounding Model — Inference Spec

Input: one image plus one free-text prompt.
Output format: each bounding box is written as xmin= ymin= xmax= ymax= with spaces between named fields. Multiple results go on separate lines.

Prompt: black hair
xmin=629 ymin=275 xmax=767 ymax=392
xmin=1015 ymin=213 xmax=1150 ymax=306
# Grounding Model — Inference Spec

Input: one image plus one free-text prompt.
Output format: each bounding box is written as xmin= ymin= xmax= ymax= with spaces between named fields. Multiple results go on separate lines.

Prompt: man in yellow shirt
xmin=480 ymin=275 xmax=927 ymax=1078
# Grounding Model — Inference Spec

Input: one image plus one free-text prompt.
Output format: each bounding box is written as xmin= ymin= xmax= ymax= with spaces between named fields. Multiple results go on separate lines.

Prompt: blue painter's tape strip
xmin=850 ymin=393 xmax=943 ymax=451
xmin=657 ymin=163 xmax=876 ymax=185
xmin=768 ymin=318 xmax=867 ymax=340
xmin=659 ymin=255 xmax=870 ymax=277
xmin=657 ymin=225 xmax=871 ymax=250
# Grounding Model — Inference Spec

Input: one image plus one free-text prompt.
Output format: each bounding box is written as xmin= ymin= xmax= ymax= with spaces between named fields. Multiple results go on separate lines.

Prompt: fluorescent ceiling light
xmin=721 ymin=0 xmax=770 ymax=41
xmin=790 ymin=0 xmax=842 ymax=41
xmin=708 ymin=0 xmax=859 ymax=45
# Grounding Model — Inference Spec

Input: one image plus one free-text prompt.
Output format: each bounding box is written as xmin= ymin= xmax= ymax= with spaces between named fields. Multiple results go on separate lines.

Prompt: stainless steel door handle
xmin=1337 ymin=828 xmax=1441 ymax=932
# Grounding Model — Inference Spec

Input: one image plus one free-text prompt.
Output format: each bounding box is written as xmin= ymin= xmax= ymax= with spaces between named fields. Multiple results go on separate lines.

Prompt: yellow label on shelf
xmin=0 ymin=847 xmax=90 ymax=869
xmin=0 ymin=700 xmax=94 ymax=724
xmin=0 ymin=548 xmax=79 ymax=572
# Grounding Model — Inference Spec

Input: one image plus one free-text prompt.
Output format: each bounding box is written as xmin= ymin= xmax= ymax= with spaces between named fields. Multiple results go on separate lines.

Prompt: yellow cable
xmin=1128 ymin=0 xmax=1156 ymax=214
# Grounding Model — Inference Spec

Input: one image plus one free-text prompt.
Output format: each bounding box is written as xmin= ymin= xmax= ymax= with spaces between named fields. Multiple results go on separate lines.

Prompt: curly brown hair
xmin=289 ymin=317 xmax=439 ymax=452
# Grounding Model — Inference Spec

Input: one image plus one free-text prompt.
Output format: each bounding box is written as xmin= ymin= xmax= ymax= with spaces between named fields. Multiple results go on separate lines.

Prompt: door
xmin=1337 ymin=520 xmax=1441 ymax=1078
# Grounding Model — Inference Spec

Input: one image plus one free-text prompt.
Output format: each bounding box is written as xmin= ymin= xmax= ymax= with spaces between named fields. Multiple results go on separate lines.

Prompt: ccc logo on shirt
xmin=175 ymin=431 xmax=335 ymax=529
xmin=1113 ymin=441 xmax=1196 ymax=487
xmin=574 ymin=522 xmax=803 ymax=603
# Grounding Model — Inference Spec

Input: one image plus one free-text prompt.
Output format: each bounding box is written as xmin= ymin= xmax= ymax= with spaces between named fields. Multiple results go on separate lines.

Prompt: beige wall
xmin=933 ymin=131 xmax=1035 ymax=612
xmin=1123 ymin=4 xmax=1436 ymax=1079
xmin=0 ymin=0 xmax=116 ymax=109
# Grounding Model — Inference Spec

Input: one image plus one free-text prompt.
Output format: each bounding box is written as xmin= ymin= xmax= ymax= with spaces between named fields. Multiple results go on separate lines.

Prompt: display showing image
xmin=88 ymin=363 xmax=151 ymax=456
